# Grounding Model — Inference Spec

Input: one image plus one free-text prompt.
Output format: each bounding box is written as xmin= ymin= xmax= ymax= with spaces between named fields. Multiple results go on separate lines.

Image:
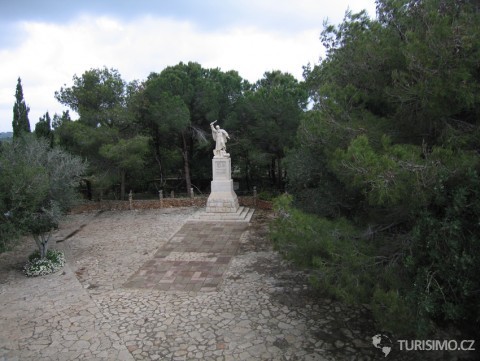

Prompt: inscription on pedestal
xmin=216 ymin=161 xmax=227 ymax=175
xmin=212 ymin=158 xmax=231 ymax=181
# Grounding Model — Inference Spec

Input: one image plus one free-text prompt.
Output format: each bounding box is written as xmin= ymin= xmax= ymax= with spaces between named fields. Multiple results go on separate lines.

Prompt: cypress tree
xmin=12 ymin=77 xmax=31 ymax=138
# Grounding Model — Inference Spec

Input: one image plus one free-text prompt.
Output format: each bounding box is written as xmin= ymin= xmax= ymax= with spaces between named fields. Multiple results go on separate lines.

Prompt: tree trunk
xmin=120 ymin=169 xmax=126 ymax=200
xmin=244 ymin=155 xmax=251 ymax=191
xmin=40 ymin=240 xmax=48 ymax=259
xmin=153 ymin=130 xmax=164 ymax=185
xmin=270 ymin=156 xmax=276 ymax=186
xmin=276 ymin=155 xmax=283 ymax=190
xmin=86 ymin=179 xmax=92 ymax=200
xmin=34 ymin=233 xmax=51 ymax=259
xmin=154 ymin=150 xmax=164 ymax=186
xmin=181 ymin=132 xmax=192 ymax=196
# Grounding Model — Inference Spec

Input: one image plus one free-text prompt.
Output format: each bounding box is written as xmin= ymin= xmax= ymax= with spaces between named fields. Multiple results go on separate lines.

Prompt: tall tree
xmin=99 ymin=135 xmax=150 ymax=200
xmin=55 ymin=67 xmax=126 ymax=128
xmin=0 ymin=135 xmax=86 ymax=258
xmin=137 ymin=62 xmax=243 ymax=195
xmin=35 ymin=111 xmax=54 ymax=147
xmin=52 ymin=110 xmax=72 ymax=130
xmin=12 ymin=77 xmax=31 ymax=138
xmin=55 ymin=68 xmax=147 ymax=200
xmin=282 ymin=0 xmax=480 ymax=337
xmin=249 ymin=71 xmax=308 ymax=188
xmin=55 ymin=120 xmax=118 ymax=199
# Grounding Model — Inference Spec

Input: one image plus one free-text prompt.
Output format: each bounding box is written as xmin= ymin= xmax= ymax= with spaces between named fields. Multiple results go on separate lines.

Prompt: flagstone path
xmin=0 ymin=207 xmax=440 ymax=360
xmin=124 ymin=222 xmax=247 ymax=293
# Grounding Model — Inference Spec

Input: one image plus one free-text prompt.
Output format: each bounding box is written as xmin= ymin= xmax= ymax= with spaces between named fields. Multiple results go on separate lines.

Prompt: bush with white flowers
xmin=24 ymin=249 xmax=66 ymax=277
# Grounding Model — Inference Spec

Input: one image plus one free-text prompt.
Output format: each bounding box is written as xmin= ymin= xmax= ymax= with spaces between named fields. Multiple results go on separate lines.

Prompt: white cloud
xmin=235 ymin=0 xmax=376 ymax=24
xmin=0 ymin=0 xmax=377 ymax=132
xmin=0 ymin=16 xmax=321 ymax=132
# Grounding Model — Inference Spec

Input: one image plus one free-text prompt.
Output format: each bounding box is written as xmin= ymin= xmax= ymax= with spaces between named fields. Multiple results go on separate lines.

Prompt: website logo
xmin=371 ymin=333 xmax=476 ymax=357
xmin=371 ymin=334 xmax=392 ymax=357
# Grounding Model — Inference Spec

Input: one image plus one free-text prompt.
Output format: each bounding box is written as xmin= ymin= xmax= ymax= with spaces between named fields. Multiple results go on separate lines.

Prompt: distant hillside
xmin=0 ymin=132 xmax=13 ymax=140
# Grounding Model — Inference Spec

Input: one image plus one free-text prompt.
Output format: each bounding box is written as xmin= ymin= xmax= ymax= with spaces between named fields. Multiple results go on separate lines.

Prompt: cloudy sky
xmin=0 ymin=0 xmax=377 ymax=132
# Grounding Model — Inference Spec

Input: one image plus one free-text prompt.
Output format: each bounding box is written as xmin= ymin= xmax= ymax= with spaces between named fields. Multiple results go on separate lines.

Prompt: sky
xmin=0 ymin=0 xmax=377 ymax=133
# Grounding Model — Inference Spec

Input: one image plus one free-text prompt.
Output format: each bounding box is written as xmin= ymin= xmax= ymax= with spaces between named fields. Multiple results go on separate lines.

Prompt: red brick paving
xmin=124 ymin=222 xmax=248 ymax=292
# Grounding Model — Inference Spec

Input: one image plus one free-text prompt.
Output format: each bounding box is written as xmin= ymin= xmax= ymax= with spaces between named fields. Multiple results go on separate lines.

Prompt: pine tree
xmin=12 ymin=77 xmax=31 ymax=138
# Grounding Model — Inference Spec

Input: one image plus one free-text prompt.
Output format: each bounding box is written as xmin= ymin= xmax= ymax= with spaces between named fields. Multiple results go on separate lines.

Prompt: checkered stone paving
xmin=123 ymin=222 xmax=248 ymax=292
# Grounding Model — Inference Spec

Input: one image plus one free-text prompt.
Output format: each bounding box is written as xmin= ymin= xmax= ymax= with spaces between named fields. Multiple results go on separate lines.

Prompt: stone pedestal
xmin=206 ymin=157 xmax=239 ymax=213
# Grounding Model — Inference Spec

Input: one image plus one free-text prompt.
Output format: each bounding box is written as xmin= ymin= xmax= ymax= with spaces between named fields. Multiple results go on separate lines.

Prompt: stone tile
xmin=0 ymin=208 xmax=423 ymax=361
xmin=123 ymin=221 xmax=246 ymax=293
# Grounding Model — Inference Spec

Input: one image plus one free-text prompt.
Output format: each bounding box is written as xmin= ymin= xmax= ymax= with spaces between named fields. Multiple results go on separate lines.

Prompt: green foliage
xmin=55 ymin=120 xmax=107 ymax=158
xmin=52 ymin=63 xmax=305 ymax=198
xmin=0 ymin=218 xmax=20 ymax=253
xmin=136 ymin=62 xmax=245 ymax=193
xmin=371 ymin=287 xmax=417 ymax=337
xmin=270 ymin=194 xmax=421 ymax=336
xmin=280 ymin=0 xmax=480 ymax=338
xmin=0 ymin=139 xmax=50 ymax=218
xmin=99 ymin=135 xmax=150 ymax=199
xmin=27 ymin=202 xmax=61 ymax=236
xmin=284 ymin=112 xmax=358 ymax=216
xmin=55 ymin=67 xmax=127 ymax=128
xmin=407 ymin=168 xmax=480 ymax=335
xmin=271 ymin=194 xmax=375 ymax=304
xmin=54 ymin=68 xmax=149 ymax=199
xmin=35 ymin=111 xmax=54 ymax=147
xmin=24 ymin=249 xmax=65 ymax=277
xmin=99 ymin=135 xmax=150 ymax=172
xmin=52 ymin=110 xmax=72 ymax=130
xmin=331 ymin=135 xmax=437 ymax=211
xmin=257 ymin=190 xmax=277 ymax=201
xmin=246 ymin=71 xmax=308 ymax=188
xmin=12 ymin=77 xmax=31 ymax=138
xmin=0 ymin=135 xmax=86 ymax=257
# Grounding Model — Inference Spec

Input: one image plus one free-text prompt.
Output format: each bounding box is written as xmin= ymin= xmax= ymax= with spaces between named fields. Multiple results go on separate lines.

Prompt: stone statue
xmin=210 ymin=120 xmax=230 ymax=158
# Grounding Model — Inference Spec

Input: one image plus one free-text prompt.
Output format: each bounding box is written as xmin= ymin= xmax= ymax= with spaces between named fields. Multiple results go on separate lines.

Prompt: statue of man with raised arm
xmin=210 ymin=120 xmax=230 ymax=158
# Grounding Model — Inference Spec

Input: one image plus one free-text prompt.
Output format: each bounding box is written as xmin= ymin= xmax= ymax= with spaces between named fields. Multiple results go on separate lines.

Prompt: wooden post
xmin=253 ymin=186 xmax=257 ymax=208
xmin=129 ymin=190 xmax=133 ymax=210
xmin=159 ymin=190 xmax=163 ymax=208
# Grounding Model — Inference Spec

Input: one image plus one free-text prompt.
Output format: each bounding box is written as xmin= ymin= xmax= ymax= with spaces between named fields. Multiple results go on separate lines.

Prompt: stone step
xmin=189 ymin=206 xmax=255 ymax=223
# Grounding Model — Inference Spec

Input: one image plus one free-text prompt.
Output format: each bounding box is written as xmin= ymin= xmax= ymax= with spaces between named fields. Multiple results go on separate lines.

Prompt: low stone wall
xmin=70 ymin=196 xmax=272 ymax=214
xmin=238 ymin=197 xmax=273 ymax=210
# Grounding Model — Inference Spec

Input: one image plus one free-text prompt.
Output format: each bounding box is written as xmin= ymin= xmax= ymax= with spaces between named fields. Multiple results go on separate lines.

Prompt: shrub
xmin=24 ymin=249 xmax=65 ymax=277
xmin=0 ymin=218 xmax=20 ymax=252
xmin=407 ymin=169 xmax=480 ymax=337
xmin=371 ymin=288 xmax=417 ymax=337
xmin=257 ymin=190 xmax=277 ymax=201
xmin=271 ymin=194 xmax=375 ymax=304
xmin=270 ymin=194 xmax=419 ymax=337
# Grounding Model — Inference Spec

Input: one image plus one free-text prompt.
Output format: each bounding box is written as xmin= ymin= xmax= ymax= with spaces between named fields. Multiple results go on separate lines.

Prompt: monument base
xmin=190 ymin=205 xmax=254 ymax=222
xmin=206 ymin=157 xmax=239 ymax=213
xmin=206 ymin=181 xmax=239 ymax=213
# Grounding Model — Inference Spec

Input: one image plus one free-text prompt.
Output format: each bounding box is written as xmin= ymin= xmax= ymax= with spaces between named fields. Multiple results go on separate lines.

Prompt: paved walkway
xmin=124 ymin=222 xmax=247 ymax=292
xmin=1 ymin=208 xmax=430 ymax=361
